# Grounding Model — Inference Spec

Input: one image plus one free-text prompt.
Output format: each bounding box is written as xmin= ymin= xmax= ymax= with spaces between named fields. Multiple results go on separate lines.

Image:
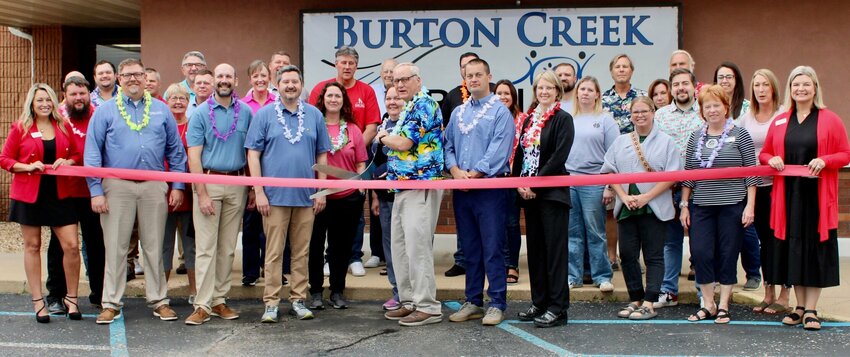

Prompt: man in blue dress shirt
xmin=245 ymin=65 xmax=331 ymax=323
xmin=183 ymin=63 xmax=253 ymax=325
xmin=443 ymin=58 xmax=515 ymax=326
xmin=85 ymin=58 xmax=187 ymax=324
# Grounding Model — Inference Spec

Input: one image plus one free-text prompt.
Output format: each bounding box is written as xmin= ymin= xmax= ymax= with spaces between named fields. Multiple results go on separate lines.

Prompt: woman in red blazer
xmin=0 ymin=83 xmax=83 ymax=323
xmin=759 ymin=66 xmax=850 ymax=331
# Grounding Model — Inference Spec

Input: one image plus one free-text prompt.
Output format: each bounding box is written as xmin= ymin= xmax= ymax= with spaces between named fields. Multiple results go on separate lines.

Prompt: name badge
xmin=31 ymin=132 xmax=42 ymax=138
xmin=724 ymin=136 xmax=736 ymax=143
xmin=775 ymin=118 xmax=787 ymax=126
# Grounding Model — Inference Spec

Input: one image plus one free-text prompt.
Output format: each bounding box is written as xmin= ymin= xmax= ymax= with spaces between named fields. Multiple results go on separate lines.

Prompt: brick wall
xmin=0 ymin=25 xmax=63 ymax=218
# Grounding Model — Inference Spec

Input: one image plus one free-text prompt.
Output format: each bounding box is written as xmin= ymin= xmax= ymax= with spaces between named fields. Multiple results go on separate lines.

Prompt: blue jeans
xmin=379 ymin=199 xmax=399 ymax=301
xmin=740 ymin=225 xmax=762 ymax=280
xmin=349 ymin=212 xmax=365 ymax=264
xmin=504 ymin=191 xmax=522 ymax=269
xmin=661 ymin=190 xmax=685 ymax=295
xmin=567 ymin=185 xmax=612 ymax=285
xmin=454 ymin=189 xmax=508 ymax=310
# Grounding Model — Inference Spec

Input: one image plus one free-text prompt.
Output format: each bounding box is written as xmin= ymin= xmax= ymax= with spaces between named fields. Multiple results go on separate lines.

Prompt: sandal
xmin=782 ymin=306 xmax=805 ymax=326
xmin=714 ymin=309 xmax=731 ymax=324
xmin=32 ymin=297 xmax=50 ymax=323
xmin=629 ymin=306 xmax=658 ymax=320
xmin=64 ymin=296 xmax=82 ymax=320
xmin=764 ymin=303 xmax=789 ymax=315
xmin=618 ymin=303 xmax=640 ymax=318
xmin=506 ymin=268 xmax=519 ymax=284
xmin=752 ymin=301 xmax=770 ymax=313
xmin=687 ymin=307 xmax=716 ymax=322
xmin=803 ymin=310 xmax=821 ymax=331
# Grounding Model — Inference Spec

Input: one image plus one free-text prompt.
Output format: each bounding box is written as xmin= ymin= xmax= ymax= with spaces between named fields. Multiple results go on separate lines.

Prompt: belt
xmin=204 ymin=168 xmax=245 ymax=176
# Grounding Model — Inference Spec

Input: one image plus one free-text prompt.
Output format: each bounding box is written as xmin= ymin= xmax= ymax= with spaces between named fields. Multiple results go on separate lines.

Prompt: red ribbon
xmin=42 ymin=165 xmax=813 ymax=190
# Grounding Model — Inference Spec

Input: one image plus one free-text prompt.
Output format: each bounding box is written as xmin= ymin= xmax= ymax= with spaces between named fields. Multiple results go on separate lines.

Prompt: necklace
xmin=327 ymin=119 xmax=349 ymax=154
xmin=517 ymin=103 xmax=560 ymax=177
xmin=207 ymin=93 xmax=242 ymax=141
xmin=460 ymin=81 xmax=469 ymax=103
xmin=59 ymin=105 xmax=86 ymax=137
xmin=275 ymin=100 xmax=306 ymax=144
xmin=116 ymin=91 xmax=152 ymax=131
xmin=695 ymin=119 xmax=734 ymax=168
xmin=391 ymin=87 xmax=430 ymax=136
xmin=456 ymin=95 xmax=498 ymax=135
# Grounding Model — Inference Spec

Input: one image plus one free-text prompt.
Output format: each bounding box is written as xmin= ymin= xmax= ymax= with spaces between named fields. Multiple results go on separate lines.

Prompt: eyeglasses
xmin=119 ymin=72 xmax=145 ymax=79
xmin=631 ymin=110 xmax=652 ymax=116
xmin=393 ymin=74 xmax=418 ymax=85
xmin=168 ymin=96 xmax=189 ymax=102
xmin=182 ymin=63 xmax=205 ymax=68
xmin=716 ymin=74 xmax=734 ymax=81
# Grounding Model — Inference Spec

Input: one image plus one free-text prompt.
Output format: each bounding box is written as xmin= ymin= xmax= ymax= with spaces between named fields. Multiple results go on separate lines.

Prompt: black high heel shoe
xmin=64 ymin=296 xmax=82 ymax=320
xmin=32 ymin=298 xmax=50 ymax=323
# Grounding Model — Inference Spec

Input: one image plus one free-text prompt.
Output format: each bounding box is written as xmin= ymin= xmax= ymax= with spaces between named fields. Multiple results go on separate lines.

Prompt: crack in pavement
xmin=323 ymin=328 xmax=399 ymax=353
xmin=206 ymin=324 xmax=261 ymax=355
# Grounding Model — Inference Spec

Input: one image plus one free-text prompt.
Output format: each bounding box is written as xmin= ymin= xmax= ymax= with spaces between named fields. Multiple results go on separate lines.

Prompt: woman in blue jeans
xmin=565 ymin=77 xmax=619 ymax=292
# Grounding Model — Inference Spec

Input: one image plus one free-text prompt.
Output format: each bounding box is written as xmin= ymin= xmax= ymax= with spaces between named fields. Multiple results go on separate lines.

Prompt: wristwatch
xmin=679 ymin=200 xmax=688 ymax=209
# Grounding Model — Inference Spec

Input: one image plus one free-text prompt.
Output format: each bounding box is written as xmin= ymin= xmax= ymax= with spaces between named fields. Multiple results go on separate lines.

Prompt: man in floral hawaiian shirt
xmin=601 ymin=54 xmax=648 ymax=134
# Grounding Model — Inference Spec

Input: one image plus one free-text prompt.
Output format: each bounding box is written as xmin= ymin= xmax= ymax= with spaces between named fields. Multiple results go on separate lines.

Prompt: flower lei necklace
xmin=390 ymin=86 xmax=430 ymax=136
xmin=327 ymin=119 xmax=349 ymax=154
xmin=695 ymin=118 xmax=734 ymax=168
xmin=460 ymin=80 xmax=469 ymax=103
xmin=274 ymin=100 xmax=306 ymax=144
xmin=518 ymin=102 xmax=560 ymax=149
xmin=456 ymin=95 xmax=498 ymax=135
xmin=207 ymin=92 xmax=242 ymax=141
xmin=59 ymin=105 xmax=86 ymax=138
xmin=116 ymin=90 xmax=152 ymax=131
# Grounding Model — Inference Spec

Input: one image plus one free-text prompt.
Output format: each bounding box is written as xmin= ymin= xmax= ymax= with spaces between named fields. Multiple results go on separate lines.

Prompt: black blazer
xmin=511 ymin=109 xmax=575 ymax=205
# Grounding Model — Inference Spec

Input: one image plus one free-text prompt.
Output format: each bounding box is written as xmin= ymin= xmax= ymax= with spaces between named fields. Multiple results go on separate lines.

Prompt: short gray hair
xmin=394 ymin=62 xmax=420 ymax=76
xmin=182 ymin=51 xmax=206 ymax=65
xmin=335 ymin=46 xmax=359 ymax=63
xmin=276 ymin=65 xmax=303 ymax=84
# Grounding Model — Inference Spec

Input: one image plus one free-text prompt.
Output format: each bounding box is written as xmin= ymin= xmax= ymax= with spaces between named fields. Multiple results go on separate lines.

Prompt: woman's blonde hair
xmin=527 ymin=70 xmax=563 ymax=112
xmin=784 ymin=65 xmax=825 ymax=111
xmin=19 ymin=83 xmax=66 ymax=138
xmin=572 ymin=76 xmax=603 ymax=116
xmin=163 ymin=83 xmax=189 ymax=101
xmin=749 ymin=69 xmax=782 ymax=116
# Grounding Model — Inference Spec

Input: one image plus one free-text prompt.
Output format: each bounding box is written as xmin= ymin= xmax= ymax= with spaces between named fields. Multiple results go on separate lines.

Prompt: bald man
xmin=183 ymin=63 xmax=254 ymax=325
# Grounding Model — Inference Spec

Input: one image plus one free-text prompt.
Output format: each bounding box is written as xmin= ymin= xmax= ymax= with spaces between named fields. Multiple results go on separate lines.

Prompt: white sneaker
xmin=323 ymin=262 xmax=330 ymax=277
xmin=134 ymin=257 xmax=144 ymax=275
xmin=652 ymin=292 xmax=678 ymax=308
xmin=188 ymin=295 xmax=195 ymax=305
xmin=349 ymin=262 xmax=366 ymax=276
xmin=363 ymin=256 xmax=381 ymax=268
xmin=599 ymin=281 xmax=614 ymax=293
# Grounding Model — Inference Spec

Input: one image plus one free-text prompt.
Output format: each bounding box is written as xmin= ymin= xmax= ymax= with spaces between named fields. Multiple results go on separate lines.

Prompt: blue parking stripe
xmin=109 ymin=313 xmax=129 ymax=357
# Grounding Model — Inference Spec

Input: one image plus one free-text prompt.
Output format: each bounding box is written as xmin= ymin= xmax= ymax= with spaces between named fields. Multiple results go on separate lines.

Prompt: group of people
xmin=1 ymin=46 xmax=846 ymax=331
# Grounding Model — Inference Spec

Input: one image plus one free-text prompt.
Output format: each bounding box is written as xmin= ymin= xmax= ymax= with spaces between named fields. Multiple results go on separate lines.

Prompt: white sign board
xmin=303 ymin=7 xmax=679 ymax=109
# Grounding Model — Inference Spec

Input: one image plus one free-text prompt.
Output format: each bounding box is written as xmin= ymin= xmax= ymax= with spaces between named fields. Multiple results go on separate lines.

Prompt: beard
xmin=216 ymin=83 xmax=233 ymax=97
xmin=562 ymin=81 xmax=576 ymax=93
xmin=65 ymin=101 xmax=90 ymax=120
xmin=675 ymin=92 xmax=692 ymax=105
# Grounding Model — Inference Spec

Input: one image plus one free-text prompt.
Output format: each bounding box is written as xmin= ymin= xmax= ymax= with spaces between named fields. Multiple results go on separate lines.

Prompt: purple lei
xmin=207 ymin=92 xmax=241 ymax=141
xmin=695 ymin=118 xmax=734 ymax=168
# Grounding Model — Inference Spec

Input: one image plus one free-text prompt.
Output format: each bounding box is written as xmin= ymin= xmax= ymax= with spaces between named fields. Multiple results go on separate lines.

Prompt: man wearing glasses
xmin=375 ymin=63 xmax=445 ymax=327
xmin=85 ymin=58 xmax=187 ymax=324
xmin=178 ymin=51 xmax=207 ymax=104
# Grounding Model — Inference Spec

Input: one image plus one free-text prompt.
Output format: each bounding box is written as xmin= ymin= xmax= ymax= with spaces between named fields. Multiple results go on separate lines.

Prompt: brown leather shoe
xmin=153 ymin=304 xmax=178 ymax=321
xmin=96 ymin=308 xmax=120 ymax=324
xmin=384 ymin=306 xmax=415 ymax=320
xmin=185 ymin=308 xmax=210 ymax=325
xmin=211 ymin=304 xmax=239 ymax=320
xmin=399 ymin=311 xmax=443 ymax=326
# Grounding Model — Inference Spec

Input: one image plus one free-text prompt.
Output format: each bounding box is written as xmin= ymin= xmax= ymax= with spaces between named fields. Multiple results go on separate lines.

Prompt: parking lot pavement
xmin=0 ymin=294 xmax=848 ymax=356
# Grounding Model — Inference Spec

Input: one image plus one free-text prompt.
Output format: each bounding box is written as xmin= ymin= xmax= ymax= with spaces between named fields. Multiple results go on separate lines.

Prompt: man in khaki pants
xmin=85 ymin=58 xmax=186 ymax=324
xmin=245 ymin=65 xmax=331 ymax=323
xmin=183 ymin=63 xmax=253 ymax=325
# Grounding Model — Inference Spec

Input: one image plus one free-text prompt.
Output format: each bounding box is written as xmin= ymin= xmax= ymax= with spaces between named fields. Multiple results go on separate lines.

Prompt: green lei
xmin=116 ymin=90 xmax=152 ymax=131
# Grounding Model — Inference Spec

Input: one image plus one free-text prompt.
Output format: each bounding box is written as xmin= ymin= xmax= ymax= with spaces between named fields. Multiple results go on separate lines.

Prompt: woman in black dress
xmin=0 ymin=84 xmax=82 ymax=322
xmin=512 ymin=70 xmax=574 ymax=328
xmin=760 ymin=66 xmax=850 ymax=331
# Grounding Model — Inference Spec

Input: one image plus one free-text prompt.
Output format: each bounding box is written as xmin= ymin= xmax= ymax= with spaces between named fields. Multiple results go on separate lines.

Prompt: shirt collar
xmin=672 ymin=100 xmax=700 ymax=114
xmin=469 ymin=93 xmax=495 ymax=106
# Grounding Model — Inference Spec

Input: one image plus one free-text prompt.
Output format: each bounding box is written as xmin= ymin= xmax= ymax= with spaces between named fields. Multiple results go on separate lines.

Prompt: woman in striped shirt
xmin=679 ymin=85 xmax=760 ymax=324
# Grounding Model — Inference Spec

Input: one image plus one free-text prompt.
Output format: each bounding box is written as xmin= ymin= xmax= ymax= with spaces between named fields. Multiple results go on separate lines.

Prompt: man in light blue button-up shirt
xmin=444 ymin=58 xmax=515 ymax=325
xmin=85 ymin=58 xmax=186 ymax=324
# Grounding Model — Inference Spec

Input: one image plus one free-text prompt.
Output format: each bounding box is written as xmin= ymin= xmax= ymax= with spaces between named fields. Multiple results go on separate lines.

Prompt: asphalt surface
xmin=0 ymin=294 xmax=847 ymax=356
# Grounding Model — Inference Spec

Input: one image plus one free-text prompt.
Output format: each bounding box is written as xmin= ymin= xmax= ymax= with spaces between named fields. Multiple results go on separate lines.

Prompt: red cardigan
xmin=0 ymin=120 xmax=82 ymax=203
xmin=759 ymin=108 xmax=850 ymax=242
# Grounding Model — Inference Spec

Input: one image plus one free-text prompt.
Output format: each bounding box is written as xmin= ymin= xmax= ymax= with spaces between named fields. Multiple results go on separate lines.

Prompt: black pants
xmin=524 ymin=199 xmax=570 ymax=315
xmin=309 ymin=191 xmax=365 ymax=295
xmin=690 ymin=201 xmax=744 ymax=285
xmin=368 ymin=191 xmax=384 ymax=261
xmin=618 ymin=214 xmax=666 ymax=302
xmin=46 ymin=198 xmax=105 ymax=305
